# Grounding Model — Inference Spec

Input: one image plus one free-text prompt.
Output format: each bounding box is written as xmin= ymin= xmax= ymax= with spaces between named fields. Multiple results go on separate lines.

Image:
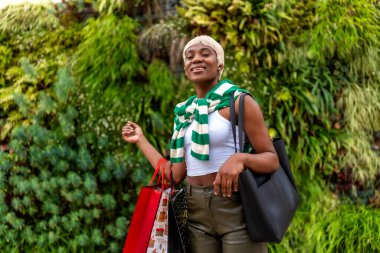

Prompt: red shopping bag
xmin=123 ymin=158 xmax=169 ymax=253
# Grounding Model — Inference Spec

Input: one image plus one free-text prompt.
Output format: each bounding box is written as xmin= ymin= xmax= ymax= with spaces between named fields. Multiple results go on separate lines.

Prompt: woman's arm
xmin=214 ymin=95 xmax=280 ymax=197
xmin=238 ymin=95 xmax=279 ymax=172
xmin=122 ymin=121 xmax=187 ymax=184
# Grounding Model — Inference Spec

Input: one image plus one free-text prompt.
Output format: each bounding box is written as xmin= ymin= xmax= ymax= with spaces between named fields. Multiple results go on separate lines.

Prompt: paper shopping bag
xmin=146 ymin=188 xmax=171 ymax=253
xmin=123 ymin=159 xmax=169 ymax=253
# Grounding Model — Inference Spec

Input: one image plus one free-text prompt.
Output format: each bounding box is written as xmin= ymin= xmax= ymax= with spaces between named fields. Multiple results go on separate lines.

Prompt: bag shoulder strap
xmin=230 ymin=92 xmax=238 ymax=153
xmin=238 ymin=93 xmax=251 ymax=152
xmin=230 ymin=92 xmax=253 ymax=153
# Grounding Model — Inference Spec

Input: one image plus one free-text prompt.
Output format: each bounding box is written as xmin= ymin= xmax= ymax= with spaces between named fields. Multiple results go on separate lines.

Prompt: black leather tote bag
xmin=168 ymin=173 xmax=190 ymax=253
xmin=230 ymin=93 xmax=300 ymax=243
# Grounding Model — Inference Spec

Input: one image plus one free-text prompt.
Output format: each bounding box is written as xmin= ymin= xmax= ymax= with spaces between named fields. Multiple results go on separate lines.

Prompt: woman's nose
xmin=192 ymin=53 xmax=203 ymax=63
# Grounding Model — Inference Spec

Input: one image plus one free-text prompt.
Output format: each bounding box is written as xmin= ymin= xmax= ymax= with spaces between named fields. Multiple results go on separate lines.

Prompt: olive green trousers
xmin=187 ymin=184 xmax=267 ymax=253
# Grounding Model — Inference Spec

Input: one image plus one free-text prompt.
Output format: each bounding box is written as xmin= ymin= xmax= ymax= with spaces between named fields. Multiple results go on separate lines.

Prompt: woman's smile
xmin=191 ymin=65 xmax=207 ymax=73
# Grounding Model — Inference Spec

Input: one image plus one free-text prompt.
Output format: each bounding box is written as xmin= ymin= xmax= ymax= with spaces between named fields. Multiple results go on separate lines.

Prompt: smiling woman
xmin=122 ymin=35 xmax=279 ymax=253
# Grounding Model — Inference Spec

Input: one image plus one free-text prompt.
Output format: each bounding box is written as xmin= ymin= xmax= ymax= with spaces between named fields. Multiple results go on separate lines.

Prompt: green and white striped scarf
xmin=170 ymin=80 xmax=248 ymax=163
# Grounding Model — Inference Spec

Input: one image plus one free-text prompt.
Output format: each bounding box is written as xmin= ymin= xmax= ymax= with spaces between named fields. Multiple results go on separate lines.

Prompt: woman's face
xmin=184 ymin=44 xmax=222 ymax=85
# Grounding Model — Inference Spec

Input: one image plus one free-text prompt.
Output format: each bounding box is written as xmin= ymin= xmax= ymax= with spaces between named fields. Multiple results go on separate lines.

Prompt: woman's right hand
xmin=122 ymin=121 xmax=144 ymax=144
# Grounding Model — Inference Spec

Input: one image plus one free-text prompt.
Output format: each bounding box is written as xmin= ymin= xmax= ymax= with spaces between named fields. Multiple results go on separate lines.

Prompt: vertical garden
xmin=0 ymin=0 xmax=379 ymax=252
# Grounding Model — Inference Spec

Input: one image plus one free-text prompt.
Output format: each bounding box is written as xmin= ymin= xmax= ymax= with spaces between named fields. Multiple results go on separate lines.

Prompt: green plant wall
xmin=0 ymin=0 xmax=379 ymax=252
xmin=0 ymin=3 xmax=180 ymax=252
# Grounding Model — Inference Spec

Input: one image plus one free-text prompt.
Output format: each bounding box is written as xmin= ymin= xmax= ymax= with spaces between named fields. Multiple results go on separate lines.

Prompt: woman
xmin=122 ymin=35 xmax=279 ymax=253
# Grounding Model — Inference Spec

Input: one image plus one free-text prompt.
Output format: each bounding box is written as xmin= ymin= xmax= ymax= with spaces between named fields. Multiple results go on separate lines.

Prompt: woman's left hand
xmin=214 ymin=153 xmax=245 ymax=197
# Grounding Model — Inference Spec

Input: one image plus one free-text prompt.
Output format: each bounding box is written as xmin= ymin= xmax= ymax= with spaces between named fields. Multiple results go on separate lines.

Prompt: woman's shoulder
xmin=234 ymin=92 xmax=260 ymax=114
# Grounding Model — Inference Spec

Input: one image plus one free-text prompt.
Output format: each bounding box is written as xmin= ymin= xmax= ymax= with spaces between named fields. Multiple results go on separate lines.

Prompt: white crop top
xmin=184 ymin=110 xmax=244 ymax=176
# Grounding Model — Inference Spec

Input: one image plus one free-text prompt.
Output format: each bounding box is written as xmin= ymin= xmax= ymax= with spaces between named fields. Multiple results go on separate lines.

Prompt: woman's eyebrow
xmin=185 ymin=47 xmax=213 ymax=55
xmin=200 ymin=47 xmax=213 ymax=52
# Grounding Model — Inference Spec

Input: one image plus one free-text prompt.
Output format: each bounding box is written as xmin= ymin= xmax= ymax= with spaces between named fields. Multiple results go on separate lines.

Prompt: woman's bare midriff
xmin=186 ymin=172 xmax=217 ymax=186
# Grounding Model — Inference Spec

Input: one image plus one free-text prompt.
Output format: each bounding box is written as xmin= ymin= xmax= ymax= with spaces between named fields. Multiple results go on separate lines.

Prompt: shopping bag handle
xmin=160 ymin=159 xmax=170 ymax=189
xmin=149 ymin=157 xmax=171 ymax=189
xmin=149 ymin=157 xmax=166 ymax=186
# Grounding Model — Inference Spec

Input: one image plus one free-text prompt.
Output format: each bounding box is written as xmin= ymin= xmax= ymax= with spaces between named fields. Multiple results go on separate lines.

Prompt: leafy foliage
xmin=0 ymin=7 xmax=182 ymax=251
xmin=0 ymin=3 xmax=82 ymax=140
xmin=338 ymin=82 xmax=380 ymax=181
xmin=178 ymin=0 xmax=288 ymax=72
xmin=94 ymin=0 xmax=127 ymax=15
xmin=71 ymin=14 xmax=181 ymax=155
xmin=291 ymin=0 xmax=380 ymax=76
xmin=0 ymin=4 xmax=59 ymax=34
xmin=270 ymin=173 xmax=380 ymax=252
xmin=1 ymin=0 xmax=380 ymax=252
xmin=73 ymin=15 xmax=142 ymax=101
xmin=138 ymin=18 xmax=189 ymax=72
xmin=0 ymin=68 xmax=146 ymax=252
